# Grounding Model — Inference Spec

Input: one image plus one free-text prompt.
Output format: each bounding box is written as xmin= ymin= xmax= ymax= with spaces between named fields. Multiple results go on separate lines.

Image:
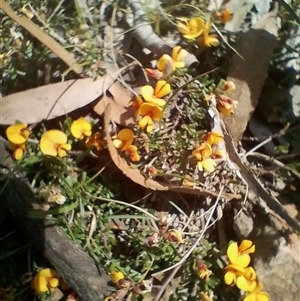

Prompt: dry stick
xmin=242 ymin=123 xmax=290 ymax=160
xmin=248 ymin=152 xmax=300 ymax=180
xmin=153 ymin=187 xmax=223 ymax=301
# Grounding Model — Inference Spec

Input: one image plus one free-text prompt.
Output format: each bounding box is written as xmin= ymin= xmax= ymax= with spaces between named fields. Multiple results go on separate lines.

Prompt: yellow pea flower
xmin=125 ymin=145 xmax=140 ymax=162
xmin=6 ymin=123 xmax=30 ymax=145
xmin=111 ymin=271 xmax=125 ymax=284
xmin=111 ymin=271 xmax=132 ymax=289
xmin=164 ymin=229 xmax=184 ymax=244
xmin=196 ymin=157 xmax=217 ymax=172
xmin=192 ymin=142 xmax=212 ymax=161
xmin=198 ymin=21 xmax=219 ymax=47
xmin=243 ymin=283 xmax=270 ymax=301
xmin=141 ymin=80 xmax=171 ymax=107
xmin=112 ymin=129 xmax=134 ymax=151
xmin=130 ymin=95 xmax=144 ymax=115
xmin=157 ymin=46 xmax=187 ymax=72
xmin=177 ymin=17 xmax=205 ymax=39
xmin=196 ymin=260 xmax=212 ymax=279
xmin=200 ymin=291 xmax=213 ymax=301
xmin=85 ymin=132 xmax=105 ymax=151
xmin=203 ymin=131 xmax=223 ymax=145
xmin=138 ymin=103 xmax=163 ymax=132
xmin=8 ymin=142 xmax=26 ymax=160
xmin=70 ymin=117 xmax=92 ymax=140
xmin=33 ymin=268 xmax=59 ymax=295
xmin=224 ymin=264 xmax=246 ymax=286
xmin=236 ymin=267 xmax=257 ymax=292
xmin=145 ymin=68 xmax=164 ymax=80
xmin=40 ymin=130 xmax=71 ymax=157
xmin=217 ymin=95 xmax=238 ymax=115
xmin=227 ymin=240 xmax=255 ymax=268
xmin=213 ymin=8 xmax=233 ymax=23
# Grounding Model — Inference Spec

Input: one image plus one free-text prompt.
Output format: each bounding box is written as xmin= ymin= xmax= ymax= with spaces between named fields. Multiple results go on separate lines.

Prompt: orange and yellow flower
xmin=112 ymin=129 xmax=134 ymax=151
xmin=236 ymin=267 xmax=257 ymax=292
xmin=196 ymin=260 xmax=212 ymax=279
xmin=192 ymin=142 xmax=216 ymax=172
xmin=130 ymin=95 xmax=144 ymax=115
xmin=217 ymin=95 xmax=238 ymax=115
xmin=198 ymin=21 xmax=219 ymax=47
xmin=85 ymin=132 xmax=105 ymax=151
xmin=212 ymin=8 xmax=233 ymax=23
xmin=244 ymin=283 xmax=270 ymax=301
xmin=70 ymin=117 xmax=92 ymax=140
xmin=33 ymin=268 xmax=59 ymax=295
xmin=145 ymin=68 xmax=164 ymax=80
xmin=157 ymin=46 xmax=187 ymax=72
xmin=227 ymin=240 xmax=255 ymax=268
xmin=40 ymin=130 xmax=71 ymax=157
xmin=141 ymin=80 xmax=171 ymax=107
xmin=177 ymin=17 xmax=205 ymax=39
xmin=6 ymin=123 xmax=30 ymax=160
xmin=164 ymin=229 xmax=184 ymax=244
xmin=203 ymin=131 xmax=223 ymax=145
xmin=138 ymin=103 xmax=163 ymax=132
xmin=125 ymin=145 xmax=140 ymax=162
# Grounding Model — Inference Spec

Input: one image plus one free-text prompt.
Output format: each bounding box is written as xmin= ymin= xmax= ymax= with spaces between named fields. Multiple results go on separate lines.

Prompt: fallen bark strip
xmin=0 ymin=141 xmax=111 ymax=301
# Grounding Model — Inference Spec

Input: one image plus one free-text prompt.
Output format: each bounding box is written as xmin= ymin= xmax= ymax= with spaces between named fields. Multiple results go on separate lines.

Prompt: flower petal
xmin=117 ymin=129 xmax=134 ymax=151
xmin=237 ymin=276 xmax=257 ymax=292
xmin=112 ymin=138 xmax=123 ymax=149
xmin=49 ymin=278 xmax=59 ymax=288
xmin=139 ymin=115 xmax=151 ymax=130
xmin=13 ymin=147 xmax=24 ymax=160
xmin=172 ymin=46 xmax=187 ymax=62
xmin=201 ymin=158 xmax=216 ymax=172
xmin=42 ymin=130 xmax=68 ymax=144
xmin=224 ymin=271 xmax=236 ymax=285
xmin=70 ymin=117 xmax=92 ymax=139
xmin=33 ymin=274 xmax=48 ymax=294
xmin=239 ymin=240 xmax=255 ymax=254
xmin=154 ymin=80 xmax=171 ymax=98
xmin=151 ymin=105 xmax=163 ymax=121
xmin=141 ymin=85 xmax=154 ymax=101
xmin=40 ymin=138 xmax=58 ymax=156
xmin=6 ymin=123 xmax=28 ymax=144
xmin=146 ymin=97 xmax=166 ymax=107
xmin=227 ymin=242 xmax=239 ymax=264
xmin=157 ymin=54 xmax=173 ymax=71
xmin=111 ymin=271 xmax=125 ymax=284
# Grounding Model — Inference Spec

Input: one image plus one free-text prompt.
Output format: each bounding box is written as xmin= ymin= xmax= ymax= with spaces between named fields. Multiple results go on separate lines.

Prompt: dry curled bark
xmin=0 ymin=140 xmax=111 ymax=301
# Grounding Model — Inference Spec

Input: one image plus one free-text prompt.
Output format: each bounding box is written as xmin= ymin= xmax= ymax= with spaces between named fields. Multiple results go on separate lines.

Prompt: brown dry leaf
xmin=2 ymin=1 xmax=82 ymax=74
xmin=0 ymin=76 xmax=115 ymax=125
xmin=104 ymin=104 xmax=168 ymax=190
xmin=94 ymin=82 xmax=136 ymax=127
